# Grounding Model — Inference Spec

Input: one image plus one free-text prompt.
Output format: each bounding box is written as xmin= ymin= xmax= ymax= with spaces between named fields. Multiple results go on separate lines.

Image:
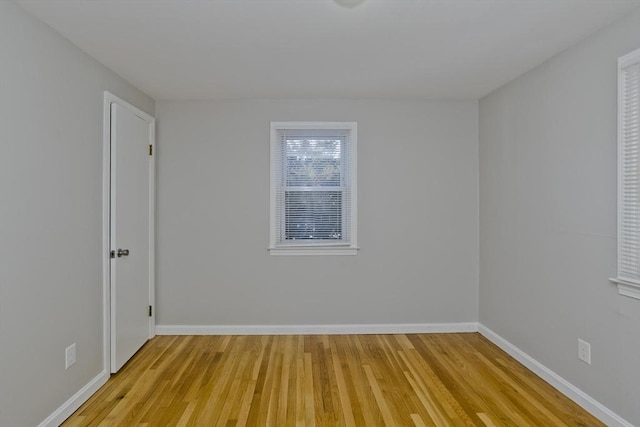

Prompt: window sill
xmin=269 ymin=246 xmax=359 ymax=256
xmin=609 ymin=278 xmax=640 ymax=300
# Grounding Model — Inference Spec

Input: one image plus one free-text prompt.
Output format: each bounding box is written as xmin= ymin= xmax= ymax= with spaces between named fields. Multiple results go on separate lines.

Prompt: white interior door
xmin=110 ymin=102 xmax=154 ymax=373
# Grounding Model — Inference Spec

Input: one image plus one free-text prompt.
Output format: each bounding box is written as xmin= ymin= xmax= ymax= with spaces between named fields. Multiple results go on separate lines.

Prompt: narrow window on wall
xmin=269 ymin=122 xmax=358 ymax=255
xmin=613 ymin=48 xmax=640 ymax=299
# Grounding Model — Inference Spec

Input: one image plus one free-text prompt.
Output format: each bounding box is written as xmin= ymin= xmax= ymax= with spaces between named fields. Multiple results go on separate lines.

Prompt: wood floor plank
xmin=363 ymin=364 xmax=398 ymax=426
xmin=400 ymin=353 xmax=449 ymax=426
xmin=410 ymin=413 xmax=428 ymax=427
xmin=62 ymin=333 xmax=605 ymax=427
xmin=304 ymin=352 xmax=316 ymax=427
xmin=341 ymin=336 xmax=380 ymax=426
xmin=332 ymin=353 xmax=357 ymax=425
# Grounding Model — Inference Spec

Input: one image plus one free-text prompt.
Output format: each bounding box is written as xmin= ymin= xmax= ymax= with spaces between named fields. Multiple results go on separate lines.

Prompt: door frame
xmin=102 ymin=91 xmax=155 ymax=374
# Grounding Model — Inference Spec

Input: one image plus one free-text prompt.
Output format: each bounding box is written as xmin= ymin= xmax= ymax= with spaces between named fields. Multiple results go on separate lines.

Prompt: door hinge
xmin=110 ymin=250 xmax=115 ymax=259
xmin=148 ymin=305 xmax=153 ymax=317
xmin=149 ymin=145 xmax=153 ymax=155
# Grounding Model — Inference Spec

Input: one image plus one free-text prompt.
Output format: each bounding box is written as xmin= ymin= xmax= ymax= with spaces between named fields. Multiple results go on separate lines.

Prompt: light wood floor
xmin=63 ymin=333 xmax=603 ymax=426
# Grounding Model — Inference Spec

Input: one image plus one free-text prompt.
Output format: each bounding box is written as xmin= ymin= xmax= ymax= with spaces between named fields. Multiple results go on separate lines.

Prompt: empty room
xmin=1 ymin=0 xmax=639 ymax=426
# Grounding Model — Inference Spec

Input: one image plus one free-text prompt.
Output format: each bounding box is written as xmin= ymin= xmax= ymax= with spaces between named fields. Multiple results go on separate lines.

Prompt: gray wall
xmin=156 ymin=99 xmax=479 ymax=326
xmin=479 ymin=10 xmax=640 ymax=426
xmin=0 ymin=2 xmax=155 ymax=426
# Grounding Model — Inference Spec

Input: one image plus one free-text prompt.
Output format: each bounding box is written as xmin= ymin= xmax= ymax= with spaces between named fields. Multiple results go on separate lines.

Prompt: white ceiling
xmin=16 ymin=0 xmax=639 ymax=101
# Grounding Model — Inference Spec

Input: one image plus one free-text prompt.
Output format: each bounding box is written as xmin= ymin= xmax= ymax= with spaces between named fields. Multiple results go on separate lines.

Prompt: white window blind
xmin=270 ymin=122 xmax=357 ymax=255
xmin=616 ymin=49 xmax=640 ymax=294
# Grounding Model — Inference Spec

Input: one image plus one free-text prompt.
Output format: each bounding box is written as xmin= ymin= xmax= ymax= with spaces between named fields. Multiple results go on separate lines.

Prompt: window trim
xmin=610 ymin=48 xmax=640 ymax=299
xmin=269 ymin=121 xmax=358 ymax=256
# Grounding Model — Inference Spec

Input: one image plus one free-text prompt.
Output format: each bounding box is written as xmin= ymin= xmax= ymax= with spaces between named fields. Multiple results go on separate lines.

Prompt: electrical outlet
xmin=65 ymin=343 xmax=76 ymax=369
xmin=578 ymin=339 xmax=591 ymax=365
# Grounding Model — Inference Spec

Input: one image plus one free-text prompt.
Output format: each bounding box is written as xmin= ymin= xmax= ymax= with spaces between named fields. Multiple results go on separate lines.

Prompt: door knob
xmin=117 ymin=248 xmax=130 ymax=257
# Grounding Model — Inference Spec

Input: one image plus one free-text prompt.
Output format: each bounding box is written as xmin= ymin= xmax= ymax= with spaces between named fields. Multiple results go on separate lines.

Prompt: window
xmin=270 ymin=122 xmax=358 ymax=255
xmin=612 ymin=48 xmax=640 ymax=299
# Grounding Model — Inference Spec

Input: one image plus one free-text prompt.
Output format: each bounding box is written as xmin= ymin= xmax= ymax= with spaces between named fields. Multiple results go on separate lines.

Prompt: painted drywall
xmin=155 ymin=99 xmax=478 ymax=326
xmin=479 ymin=9 xmax=640 ymax=426
xmin=0 ymin=2 xmax=154 ymax=426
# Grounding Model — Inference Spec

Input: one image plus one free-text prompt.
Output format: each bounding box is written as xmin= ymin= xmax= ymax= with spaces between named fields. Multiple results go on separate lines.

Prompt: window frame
xmin=269 ymin=121 xmax=358 ymax=256
xmin=610 ymin=48 xmax=640 ymax=299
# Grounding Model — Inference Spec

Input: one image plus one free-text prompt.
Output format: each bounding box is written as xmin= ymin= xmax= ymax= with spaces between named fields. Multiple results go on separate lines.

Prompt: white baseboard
xmin=37 ymin=370 xmax=109 ymax=427
xmin=478 ymin=324 xmax=634 ymax=427
xmin=156 ymin=322 xmax=479 ymax=336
